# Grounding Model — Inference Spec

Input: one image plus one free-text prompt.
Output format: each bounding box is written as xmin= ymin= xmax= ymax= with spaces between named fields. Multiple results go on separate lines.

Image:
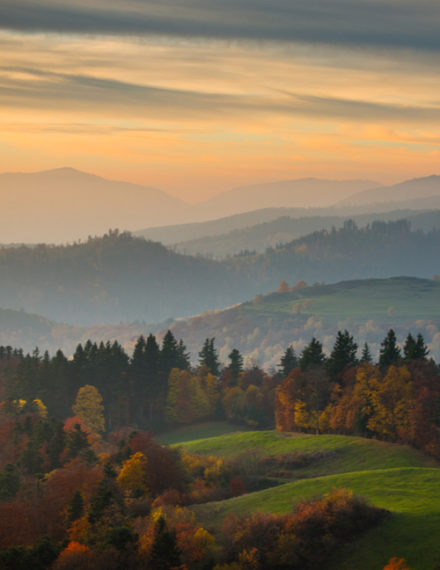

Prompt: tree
xmin=300 ymin=338 xmax=325 ymax=371
xmin=327 ymin=330 xmax=358 ymax=380
xmin=117 ymin=452 xmax=148 ymax=495
xmin=72 ymin=385 xmax=105 ymax=434
xmin=228 ymin=349 xmax=244 ymax=379
xmin=279 ymin=346 xmax=298 ymax=378
xmin=149 ymin=516 xmax=182 ymax=570
xmin=160 ymin=331 xmax=180 ymax=377
xmin=176 ymin=339 xmax=190 ymax=370
xmin=199 ymin=338 xmax=220 ymax=376
xmin=277 ymin=280 xmax=289 ymax=293
xmin=131 ymin=334 xmax=161 ymax=425
xmin=379 ymin=329 xmax=401 ymax=368
xmin=67 ymin=490 xmax=84 ymax=524
xmin=360 ymin=343 xmax=372 ymax=363
xmin=404 ymin=333 xmax=429 ymax=361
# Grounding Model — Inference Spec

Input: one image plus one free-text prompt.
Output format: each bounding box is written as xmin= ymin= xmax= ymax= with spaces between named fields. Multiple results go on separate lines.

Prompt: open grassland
xmin=156 ymin=421 xmax=249 ymax=445
xmin=178 ymin=430 xmax=436 ymax=478
xmin=177 ymin=430 xmax=440 ymax=569
xmin=241 ymin=277 xmax=440 ymax=322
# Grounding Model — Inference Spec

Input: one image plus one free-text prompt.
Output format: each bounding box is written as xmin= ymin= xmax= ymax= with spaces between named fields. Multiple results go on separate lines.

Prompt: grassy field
xmin=241 ymin=277 xmax=440 ymax=322
xmin=156 ymin=421 xmax=249 ymax=445
xmin=176 ymin=430 xmax=440 ymax=569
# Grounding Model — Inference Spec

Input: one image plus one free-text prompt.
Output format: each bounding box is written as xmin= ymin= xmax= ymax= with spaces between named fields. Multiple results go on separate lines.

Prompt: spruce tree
xmin=176 ymin=339 xmax=190 ymax=370
xmin=327 ymin=330 xmax=358 ymax=379
xmin=67 ymin=490 xmax=84 ymax=523
xmin=414 ymin=333 xmax=429 ymax=360
xmin=379 ymin=329 xmax=401 ymax=368
xmin=199 ymin=338 xmax=220 ymax=376
xmin=403 ymin=333 xmax=417 ymax=361
xmin=360 ymin=343 xmax=373 ymax=363
xmin=279 ymin=346 xmax=298 ymax=377
xmin=160 ymin=331 xmax=180 ymax=377
xmin=228 ymin=348 xmax=244 ymax=379
xmin=150 ymin=516 xmax=181 ymax=570
xmin=299 ymin=338 xmax=326 ymax=371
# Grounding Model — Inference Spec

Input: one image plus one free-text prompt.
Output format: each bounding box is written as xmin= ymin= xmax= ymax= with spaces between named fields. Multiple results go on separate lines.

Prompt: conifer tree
xmin=160 ymin=330 xmax=180 ymax=377
xmin=403 ymin=333 xmax=417 ymax=361
xmin=279 ymin=346 xmax=298 ymax=377
xmin=67 ymin=490 xmax=84 ymax=523
xmin=176 ymin=339 xmax=190 ymax=370
xmin=327 ymin=330 xmax=358 ymax=379
xmin=360 ymin=343 xmax=373 ymax=363
xmin=379 ymin=329 xmax=401 ymax=368
xmin=228 ymin=348 xmax=244 ymax=379
xmin=404 ymin=333 xmax=429 ymax=361
xmin=300 ymin=338 xmax=325 ymax=371
xmin=199 ymin=338 xmax=220 ymax=376
xmin=150 ymin=516 xmax=181 ymax=570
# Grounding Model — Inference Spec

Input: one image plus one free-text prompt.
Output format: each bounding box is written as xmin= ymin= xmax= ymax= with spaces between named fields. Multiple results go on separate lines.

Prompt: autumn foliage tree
xmin=73 ymin=385 xmax=105 ymax=434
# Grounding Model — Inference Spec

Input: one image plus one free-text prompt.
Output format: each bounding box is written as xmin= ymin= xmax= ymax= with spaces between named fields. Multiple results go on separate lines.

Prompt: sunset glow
xmin=1 ymin=1 xmax=440 ymax=201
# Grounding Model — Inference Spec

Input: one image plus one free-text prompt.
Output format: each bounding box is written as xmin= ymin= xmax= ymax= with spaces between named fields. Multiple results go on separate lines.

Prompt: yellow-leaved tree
xmin=72 ymin=385 xmax=105 ymax=434
xmin=117 ymin=452 xmax=148 ymax=494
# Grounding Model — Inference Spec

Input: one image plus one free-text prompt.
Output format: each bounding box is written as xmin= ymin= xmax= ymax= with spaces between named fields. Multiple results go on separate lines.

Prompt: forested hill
xmin=172 ymin=210 xmax=440 ymax=258
xmin=231 ymin=219 xmax=440 ymax=290
xmin=0 ymin=230 xmax=240 ymax=325
xmin=0 ymin=222 xmax=439 ymax=326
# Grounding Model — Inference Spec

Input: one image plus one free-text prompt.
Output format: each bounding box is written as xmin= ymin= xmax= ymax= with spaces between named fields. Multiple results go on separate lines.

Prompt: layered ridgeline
xmin=0 ymin=222 xmax=439 ymax=326
xmin=164 ymin=210 xmax=440 ymax=258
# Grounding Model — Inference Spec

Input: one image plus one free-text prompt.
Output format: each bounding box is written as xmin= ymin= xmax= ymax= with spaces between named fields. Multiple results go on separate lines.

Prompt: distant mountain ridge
xmin=170 ymin=210 xmax=440 ymax=258
xmin=0 ymin=167 xmax=192 ymax=243
xmin=339 ymin=175 xmax=440 ymax=206
xmin=1 ymin=167 xmax=439 ymax=244
xmin=193 ymin=177 xmax=380 ymax=219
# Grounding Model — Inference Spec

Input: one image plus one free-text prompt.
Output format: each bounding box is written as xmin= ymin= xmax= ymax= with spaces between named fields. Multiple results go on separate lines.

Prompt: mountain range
xmin=0 ymin=167 xmax=191 ymax=243
xmin=2 ymin=167 xmax=438 ymax=244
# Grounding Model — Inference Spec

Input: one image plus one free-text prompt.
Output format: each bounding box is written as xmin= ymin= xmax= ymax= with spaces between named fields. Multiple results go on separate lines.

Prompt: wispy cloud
xmin=1 ymin=64 xmax=440 ymax=125
xmin=1 ymin=0 xmax=440 ymax=52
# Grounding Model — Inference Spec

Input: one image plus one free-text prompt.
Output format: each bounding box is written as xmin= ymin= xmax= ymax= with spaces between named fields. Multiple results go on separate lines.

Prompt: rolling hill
xmin=165 ymin=276 xmax=440 ymax=367
xmin=174 ymin=430 xmax=440 ymax=570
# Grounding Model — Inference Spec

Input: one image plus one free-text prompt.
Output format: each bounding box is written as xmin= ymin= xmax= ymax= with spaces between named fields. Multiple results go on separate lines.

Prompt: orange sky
xmin=1 ymin=3 xmax=440 ymax=202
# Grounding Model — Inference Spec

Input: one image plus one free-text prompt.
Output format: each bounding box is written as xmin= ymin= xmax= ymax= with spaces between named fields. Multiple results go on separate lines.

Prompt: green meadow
xmin=170 ymin=429 xmax=440 ymax=570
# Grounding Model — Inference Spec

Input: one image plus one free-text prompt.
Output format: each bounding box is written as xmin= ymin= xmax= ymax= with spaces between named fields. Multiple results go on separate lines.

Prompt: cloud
xmin=1 ymin=64 xmax=439 ymax=124
xmin=1 ymin=0 xmax=439 ymax=52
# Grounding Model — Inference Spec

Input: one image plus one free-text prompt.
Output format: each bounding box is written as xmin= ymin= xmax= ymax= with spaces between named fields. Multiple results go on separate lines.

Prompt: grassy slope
xmin=168 ymin=277 xmax=440 ymax=369
xmin=241 ymin=277 xmax=440 ymax=322
xmin=156 ymin=422 xmax=249 ymax=445
xmin=177 ymin=431 xmax=440 ymax=569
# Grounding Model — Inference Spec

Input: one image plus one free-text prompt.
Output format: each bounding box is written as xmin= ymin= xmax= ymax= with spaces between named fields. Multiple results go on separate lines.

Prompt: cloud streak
xmin=1 ymin=65 xmax=440 ymax=124
xmin=1 ymin=0 xmax=440 ymax=52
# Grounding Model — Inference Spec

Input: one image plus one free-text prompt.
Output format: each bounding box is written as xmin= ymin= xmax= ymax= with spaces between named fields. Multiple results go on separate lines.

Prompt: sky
xmin=1 ymin=0 xmax=440 ymax=202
